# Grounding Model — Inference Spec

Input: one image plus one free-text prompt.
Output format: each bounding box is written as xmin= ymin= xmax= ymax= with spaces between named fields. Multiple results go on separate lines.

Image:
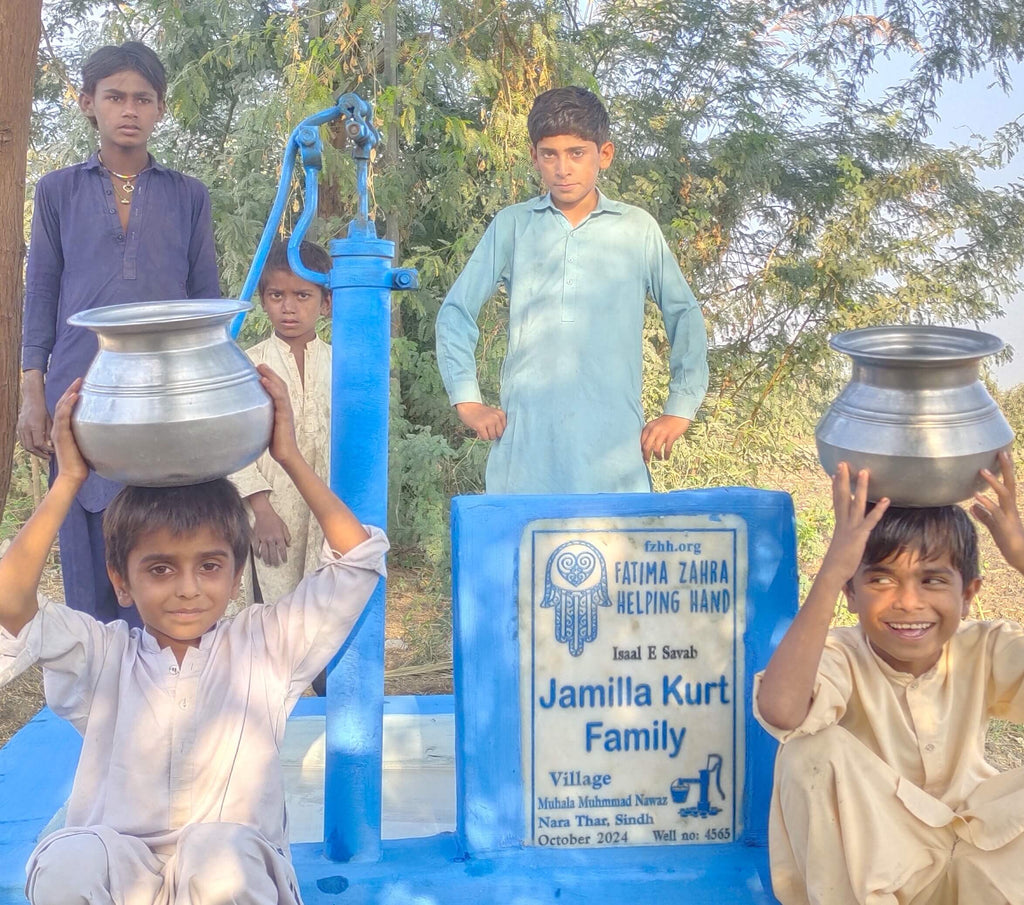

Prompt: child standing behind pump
xmin=0 ymin=368 xmax=386 ymax=905
xmin=755 ymin=459 xmax=1024 ymax=904
xmin=231 ymin=240 xmax=332 ymax=608
xmin=435 ymin=86 xmax=708 ymax=494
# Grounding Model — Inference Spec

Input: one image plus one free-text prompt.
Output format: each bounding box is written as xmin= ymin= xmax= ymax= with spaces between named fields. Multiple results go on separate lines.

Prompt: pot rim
xmin=68 ymin=299 xmax=250 ymax=333
xmin=830 ymin=325 xmax=1004 ymax=363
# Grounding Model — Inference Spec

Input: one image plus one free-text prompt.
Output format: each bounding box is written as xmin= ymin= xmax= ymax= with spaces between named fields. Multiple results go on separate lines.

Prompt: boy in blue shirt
xmin=435 ymin=86 xmax=708 ymax=494
xmin=18 ymin=42 xmax=220 ymax=625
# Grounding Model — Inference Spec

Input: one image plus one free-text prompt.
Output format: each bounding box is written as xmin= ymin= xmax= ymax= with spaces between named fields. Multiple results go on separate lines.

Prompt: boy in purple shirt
xmin=17 ymin=42 xmax=220 ymax=624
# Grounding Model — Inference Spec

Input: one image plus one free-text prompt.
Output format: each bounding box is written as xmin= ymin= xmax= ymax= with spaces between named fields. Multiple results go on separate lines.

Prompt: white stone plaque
xmin=519 ymin=515 xmax=747 ymax=848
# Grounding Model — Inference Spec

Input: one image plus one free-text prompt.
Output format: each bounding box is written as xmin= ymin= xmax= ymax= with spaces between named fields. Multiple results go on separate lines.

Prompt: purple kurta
xmin=23 ymin=153 xmax=221 ymax=511
xmin=22 ymin=153 xmax=220 ymax=622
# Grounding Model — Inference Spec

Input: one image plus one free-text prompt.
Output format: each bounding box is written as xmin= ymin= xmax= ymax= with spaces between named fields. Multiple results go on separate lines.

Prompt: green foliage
xmin=27 ymin=0 xmax=1024 ymax=581
xmin=0 ymin=449 xmax=45 ymax=542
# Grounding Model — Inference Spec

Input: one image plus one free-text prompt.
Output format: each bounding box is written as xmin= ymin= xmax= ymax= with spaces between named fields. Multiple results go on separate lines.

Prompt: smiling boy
xmin=755 ymin=460 xmax=1024 ymax=904
xmin=435 ymin=86 xmax=708 ymax=493
xmin=18 ymin=41 xmax=220 ymax=626
xmin=0 ymin=367 xmax=386 ymax=905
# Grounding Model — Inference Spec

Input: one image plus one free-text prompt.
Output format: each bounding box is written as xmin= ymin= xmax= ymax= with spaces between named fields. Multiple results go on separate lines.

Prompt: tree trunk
xmin=0 ymin=0 xmax=43 ymax=512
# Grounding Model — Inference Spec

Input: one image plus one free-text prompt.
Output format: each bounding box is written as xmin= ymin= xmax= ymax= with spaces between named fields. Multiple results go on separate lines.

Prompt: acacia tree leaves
xmin=582 ymin=0 xmax=1024 ymax=441
xmin=28 ymin=0 xmax=1024 ymax=564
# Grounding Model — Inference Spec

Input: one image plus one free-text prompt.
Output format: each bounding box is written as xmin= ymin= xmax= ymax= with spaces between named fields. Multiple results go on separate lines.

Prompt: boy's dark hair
xmin=527 ymin=87 xmax=610 ymax=147
xmin=81 ymin=41 xmax=167 ymax=107
xmin=257 ymin=239 xmax=332 ymax=298
xmin=103 ymin=479 xmax=251 ymax=577
xmin=859 ymin=504 xmax=980 ymax=585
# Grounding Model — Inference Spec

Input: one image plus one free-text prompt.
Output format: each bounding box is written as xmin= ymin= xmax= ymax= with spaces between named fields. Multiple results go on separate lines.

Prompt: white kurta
xmin=0 ymin=528 xmax=387 ymax=904
xmin=231 ymin=334 xmax=332 ymax=605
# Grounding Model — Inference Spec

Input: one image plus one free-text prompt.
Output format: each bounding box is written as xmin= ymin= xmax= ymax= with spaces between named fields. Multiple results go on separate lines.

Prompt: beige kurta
xmin=754 ymin=621 xmax=1024 ymax=905
xmin=0 ymin=529 xmax=387 ymax=905
xmin=231 ymin=334 xmax=332 ymax=605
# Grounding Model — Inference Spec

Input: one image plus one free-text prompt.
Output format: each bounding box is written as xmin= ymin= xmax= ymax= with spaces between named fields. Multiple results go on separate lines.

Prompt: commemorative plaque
xmin=519 ymin=515 xmax=747 ymax=848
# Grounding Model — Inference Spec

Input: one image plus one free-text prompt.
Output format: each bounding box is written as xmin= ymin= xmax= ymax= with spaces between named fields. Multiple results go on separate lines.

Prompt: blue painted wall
xmin=450 ymin=488 xmax=797 ymax=856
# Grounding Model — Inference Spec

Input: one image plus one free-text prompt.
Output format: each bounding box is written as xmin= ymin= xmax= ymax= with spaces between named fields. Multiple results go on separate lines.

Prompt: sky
xmin=924 ymin=63 xmax=1024 ymax=387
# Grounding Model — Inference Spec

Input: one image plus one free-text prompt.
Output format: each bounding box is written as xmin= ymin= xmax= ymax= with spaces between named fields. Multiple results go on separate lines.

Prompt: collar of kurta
xmin=529 ymin=189 xmax=626 ymax=219
xmin=858 ymin=623 xmax=946 ymax=685
xmin=83 ymin=151 xmax=168 ymax=175
xmin=268 ymin=332 xmax=324 ymax=354
xmin=139 ymin=622 xmax=220 ymax=657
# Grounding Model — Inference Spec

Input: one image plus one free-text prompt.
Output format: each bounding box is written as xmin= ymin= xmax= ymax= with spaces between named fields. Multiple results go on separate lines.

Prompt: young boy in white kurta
xmin=231 ymin=239 xmax=332 ymax=607
xmin=755 ymin=459 xmax=1024 ymax=905
xmin=0 ymin=367 xmax=386 ymax=905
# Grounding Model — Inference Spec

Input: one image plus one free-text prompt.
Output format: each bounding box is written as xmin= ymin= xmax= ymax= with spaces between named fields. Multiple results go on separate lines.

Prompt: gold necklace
xmin=98 ymin=154 xmax=143 ymax=204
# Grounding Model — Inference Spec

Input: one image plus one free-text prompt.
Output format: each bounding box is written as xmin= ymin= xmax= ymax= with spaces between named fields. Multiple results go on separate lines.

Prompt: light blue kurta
xmin=435 ymin=192 xmax=708 ymax=494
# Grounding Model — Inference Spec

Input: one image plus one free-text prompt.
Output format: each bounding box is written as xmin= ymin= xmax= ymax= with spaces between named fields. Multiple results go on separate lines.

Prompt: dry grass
xmin=384 ymin=563 xmax=453 ymax=697
xmin=0 ymin=665 xmax=44 ymax=748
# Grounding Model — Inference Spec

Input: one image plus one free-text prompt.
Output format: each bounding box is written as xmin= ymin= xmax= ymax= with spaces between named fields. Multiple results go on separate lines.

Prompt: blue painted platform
xmin=0 ymin=708 xmax=80 ymax=903
xmin=290 ymin=835 xmax=775 ymax=903
xmin=1 ymin=485 xmax=794 ymax=904
xmin=0 ymin=701 xmax=775 ymax=904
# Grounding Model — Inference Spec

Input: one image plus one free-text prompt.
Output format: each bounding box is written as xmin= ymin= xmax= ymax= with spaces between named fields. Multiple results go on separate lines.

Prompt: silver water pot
xmin=815 ymin=325 xmax=1013 ymax=506
xmin=68 ymin=300 xmax=273 ymax=487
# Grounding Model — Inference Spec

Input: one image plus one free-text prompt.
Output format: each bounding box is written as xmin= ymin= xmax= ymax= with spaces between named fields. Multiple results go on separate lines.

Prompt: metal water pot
xmin=68 ymin=299 xmax=273 ymax=487
xmin=815 ymin=325 xmax=1013 ymax=506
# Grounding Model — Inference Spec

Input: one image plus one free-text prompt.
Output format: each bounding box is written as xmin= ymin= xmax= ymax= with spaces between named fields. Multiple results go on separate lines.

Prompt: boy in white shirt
xmin=0 ymin=366 xmax=387 ymax=905
xmin=232 ymin=240 xmax=332 ymax=609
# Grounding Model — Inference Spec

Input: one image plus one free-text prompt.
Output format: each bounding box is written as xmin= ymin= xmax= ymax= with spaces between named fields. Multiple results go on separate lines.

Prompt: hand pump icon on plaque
xmin=673 ymin=753 xmax=726 ymax=819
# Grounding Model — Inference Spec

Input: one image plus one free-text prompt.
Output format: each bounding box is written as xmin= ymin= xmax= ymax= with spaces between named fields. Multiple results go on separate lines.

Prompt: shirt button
xmin=179 ymin=699 xmax=189 ymax=710
xmin=925 ymin=743 xmax=935 ymax=752
xmin=170 ymin=665 xmax=179 ymax=675
xmin=909 ymin=681 xmax=919 ymax=690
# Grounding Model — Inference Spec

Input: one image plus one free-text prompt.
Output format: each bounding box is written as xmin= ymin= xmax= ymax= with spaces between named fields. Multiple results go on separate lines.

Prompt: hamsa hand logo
xmin=540 ymin=540 xmax=612 ymax=656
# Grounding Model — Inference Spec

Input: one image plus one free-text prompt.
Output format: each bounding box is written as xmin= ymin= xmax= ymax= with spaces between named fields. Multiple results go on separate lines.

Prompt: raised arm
xmin=256 ymin=364 xmax=369 ymax=554
xmin=0 ymin=381 xmax=88 ymax=635
xmin=972 ymin=451 xmax=1024 ymax=574
xmin=756 ymin=464 xmax=889 ymax=730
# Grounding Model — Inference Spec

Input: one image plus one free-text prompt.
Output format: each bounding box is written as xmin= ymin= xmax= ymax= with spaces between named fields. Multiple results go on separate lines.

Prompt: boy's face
xmin=260 ymin=269 xmax=329 ymax=347
xmin=530 ymin=134 xmax=614 ymax=213
xmin=843 ymin=547 xmax=981 ymax=676
xmin=79 ymin=69 xmax=164 ymax=153
xmin=108 ymin=526 xmax=242 ymax=662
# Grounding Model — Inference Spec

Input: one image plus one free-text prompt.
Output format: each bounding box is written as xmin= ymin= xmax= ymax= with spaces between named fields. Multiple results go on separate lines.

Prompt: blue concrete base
xmin=0 ymin=708 xmax=80 ymax=904
xmin=291 ymin=834 xmax=775 ymax=903
xmin=1 ymin=701 xmax=779 ymax=904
